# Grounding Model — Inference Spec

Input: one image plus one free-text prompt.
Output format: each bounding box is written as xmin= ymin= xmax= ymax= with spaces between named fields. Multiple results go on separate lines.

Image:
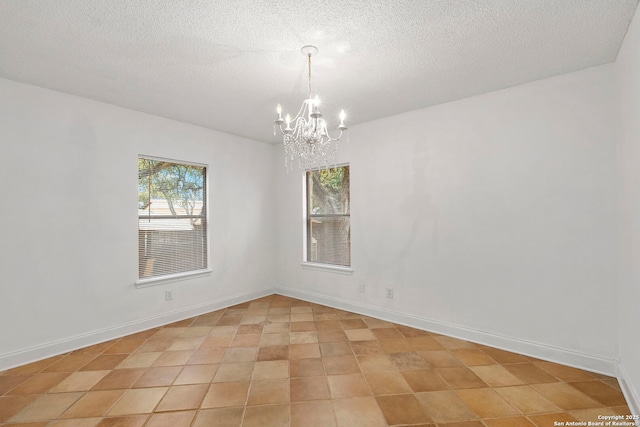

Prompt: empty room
xmin=0 ymin=1 xmax=639 ymax=426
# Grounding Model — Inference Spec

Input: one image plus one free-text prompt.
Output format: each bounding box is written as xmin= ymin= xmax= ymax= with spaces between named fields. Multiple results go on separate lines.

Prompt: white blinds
xmin=306 ymin=165 xmax=351 ymax=266
xmin=138 ymin=157 xmax=207 ymax=279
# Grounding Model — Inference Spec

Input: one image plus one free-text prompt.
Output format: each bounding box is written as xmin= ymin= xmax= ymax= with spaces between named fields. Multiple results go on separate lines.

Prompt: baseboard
xmin=619 ymin=363 xmax=640 ymax=417
xmin=275 ymin=286 xmax=619 ymax=377
xmin=0 ymin=287 xmax=274 ymax=372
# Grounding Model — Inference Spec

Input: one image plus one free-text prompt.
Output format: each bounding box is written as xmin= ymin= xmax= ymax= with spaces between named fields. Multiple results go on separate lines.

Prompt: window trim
xmin=302 ymin=163 xmax=351 ymax=269
xmin=136 ymin=155 xmax=210 ymax=286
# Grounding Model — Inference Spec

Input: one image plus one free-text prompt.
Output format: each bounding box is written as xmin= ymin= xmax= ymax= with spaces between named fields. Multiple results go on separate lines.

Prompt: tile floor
xmin=0 ymin=294 xmax=632 ymax=426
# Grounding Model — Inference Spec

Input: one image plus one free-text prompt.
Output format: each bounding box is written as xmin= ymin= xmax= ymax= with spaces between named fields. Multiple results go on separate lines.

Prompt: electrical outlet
xmin=359 ymin=283 xmax=365 ymax=293
xmin=386 ymin=288 xmax=394 ymax=299
xmin=165 ymin=289 xmax=173 ymax=301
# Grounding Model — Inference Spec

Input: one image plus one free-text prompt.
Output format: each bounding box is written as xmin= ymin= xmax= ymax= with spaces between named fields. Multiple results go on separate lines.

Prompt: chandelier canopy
xmin=274 ymin=45 xmax=347 ymax=170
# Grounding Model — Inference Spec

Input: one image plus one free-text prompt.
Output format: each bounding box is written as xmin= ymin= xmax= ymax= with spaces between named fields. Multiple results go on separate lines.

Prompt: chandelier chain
xmin=308 ymin=53 xmax=312 ymax=97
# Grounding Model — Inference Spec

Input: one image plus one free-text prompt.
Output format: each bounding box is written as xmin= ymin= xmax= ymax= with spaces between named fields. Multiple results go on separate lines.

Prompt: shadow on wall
xmin=360 ymin=136 xmax=439 ymax=295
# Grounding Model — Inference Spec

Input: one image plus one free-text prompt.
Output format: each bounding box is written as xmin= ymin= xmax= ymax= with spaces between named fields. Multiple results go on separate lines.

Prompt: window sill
xmin=135 ymin=269 xmax=212 ymax=288
xmin=301 ymin=262 xmax=353 ymax=275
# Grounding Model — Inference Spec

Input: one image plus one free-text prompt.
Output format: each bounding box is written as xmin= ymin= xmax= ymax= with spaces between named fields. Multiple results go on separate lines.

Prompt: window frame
xmin=301 ymin=164 xmax=353 ymax=274
xmin=135 ymin=155 xmax=211 ymax=287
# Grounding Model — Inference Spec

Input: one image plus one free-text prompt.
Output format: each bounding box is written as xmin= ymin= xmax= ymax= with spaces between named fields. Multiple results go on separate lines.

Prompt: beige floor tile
xmin=379 ymin=338 xmax=414 ymax=353
xmin=221 ymin=347 xmax=257 ymax=363
xmin=344 ymin=329 xmax=376 ymax=341
xmin=187 ymin=347 xmax=225 ymax=365
xmin=290 ymin=331 xmax=319 ymax=344
xmin=107 ymin=388 xmax=167 ymax=415
xmin=419 ymin=350 xmax=464 ymax=367
xmin=434 ymin=336 xmax=477 ymax=349
xmin=252 ymin=360 xmax=289 ymax=380
xmin=256 ymin=345 xmax=289 ymax=361
xmin=495 ymin=385 xmax=561 ymax=414
xmin=407 ymin=336 xmax=445 ymax=351
xmin=390 ymin=351 xmax=431 ymax=370
xmin=290 ymin=321 xmax=316 ymax=332
xmin=48 ymin=418 xmax=102 ymax=427
xmin=0 ymin=395 xmax=38 ymax=422
xmin=452 ymin=348 xmax=497 ymax=366
xmin=50 ymin=370 xmax=110 ymax=392
xmin=290 ymin=376 xmax=330 ymax=401
xmin=259 ymin=333 xmax=290 ymax=347
xmin=60 ymin=390 xmax=125 ymax=418
xmin=415 ymin=390 xmax=478 ymax=423
xmin=569 ymin=380 xmax=629 ymax=406
xmin=152 ymin=351 xmax=195 ymax=367
xmin=43 ymin=354 xmax=97 ymax=373
xmin=332 ymin=397 xmax=387 ymax=427
xmin=7 ymin=372 xmax=70 ymax=395
xmin=115 ymin=352 xmax=161 ymax=369
xmin=247 ymin=379 xmax=289 ymax=405
xmin=323 ymin=355 xmax=360 ymax=375
xmin=80 ymin=354 xmax=129 ymax=371
xmin=483 ymin=416 xmax=536 ymax=426
xmin=534 ymin=361 xmax=595 ymax=381
xmin=320 ymin=342 xmax=353 ymax=357
xmin=192 ymin=407 xmax=244 ymax=427
xmin=291 ymin=400 xmax=336 ymax=427
xmin=470 ymin=365 xmax=524 ymax=387
xmin=376 ymin=394 xmax=433 ymax=425
xmin=95 ymin=414 xmax=148 ymax=426
xmin=289 ymin=343 xmax=321 ymax=359
xmin=456 ymin=388 xmax=520 ymax=418
xmin=350 ymin=340 xmax=383 ymax=354
xmin=528 ymin=412 xmax=579 ymax=427
xmin=200 ymin=381 xmax=249 ymax=408
xmin=132 ymin=366 xmax=181 ymax=388
xmin=290 ymin=358 xmax=325 ymax=377
xmin=173 ymin=364 xmax=218 ymax=384
xmin=0 ymin=374 xmax=30 ymax=394
xmin=10 ymin=392 xmax=84 ymax=422
xmin=229 ymin=334 xmax=260 ymax=347
xmin=91 ymin=368 xmax=146 ymax=390
xmin=103 ymin=339 xmax=145 ymax=354
xmin=402 ymin=369 xmax=450 ymax=392
xmin=365 ymin=371 xmax=413 ymax=395
xmin=212 ymin=362 xmax=254 ymax=382
xmin=356 ymin=354 xmax=397 ymax=373
xmin=145 ymin=410 xmax=196 ymax=427
xmin=531 ymin=382 xmax=604 ymax=410
xmin=243 ymin=404 xmax=289 ymax=427
xmin=328 ymin=374 xmax=372 ymax=398
xmin=436 ymin=367 xmax=488 ymax=389
xmin=504 ymin=363 xmax=560 ymax=384
xmin=155 ymin=384 xmax=208 ymax=411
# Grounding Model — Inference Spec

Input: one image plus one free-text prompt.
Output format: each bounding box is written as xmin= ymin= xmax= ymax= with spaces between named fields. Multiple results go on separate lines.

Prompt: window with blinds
xmin=306 ymin=165 xmax=351 ymax=266
xmin=138 ymin=157 xmax=207 ymax=280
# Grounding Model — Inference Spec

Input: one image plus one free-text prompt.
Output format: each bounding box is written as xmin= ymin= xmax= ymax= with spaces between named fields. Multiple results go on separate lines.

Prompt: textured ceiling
xmin=0 ymin=0 xmax=637 ymax=144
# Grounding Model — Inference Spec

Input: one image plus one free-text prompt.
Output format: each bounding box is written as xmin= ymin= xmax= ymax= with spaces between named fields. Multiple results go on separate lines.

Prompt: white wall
xmin=615 ymin=4 xmax=640 ymax=413
xmin=276 ymin=64 xmax=619 ymax=375
xmin=0 ymin=78 xmax=276 ymax=370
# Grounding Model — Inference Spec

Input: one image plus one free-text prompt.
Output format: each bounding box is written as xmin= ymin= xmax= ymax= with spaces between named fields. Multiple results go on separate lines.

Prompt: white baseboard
xmin=0 ymin=287 xmax=274 ymax=372
xmin=275 ymin=286 xmax=619 ymax=377
xmin=619 ymin=363 xmax=640 ymax=417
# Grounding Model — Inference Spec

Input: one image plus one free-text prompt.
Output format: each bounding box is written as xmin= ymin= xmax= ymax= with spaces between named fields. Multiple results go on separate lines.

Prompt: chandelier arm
xmin=322 ymin=130 xmax=345 ymax=142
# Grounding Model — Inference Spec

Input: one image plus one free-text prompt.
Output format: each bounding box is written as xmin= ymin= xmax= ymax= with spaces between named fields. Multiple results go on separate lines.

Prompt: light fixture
xmin=274 ymin=45 xmax=347 ymax=170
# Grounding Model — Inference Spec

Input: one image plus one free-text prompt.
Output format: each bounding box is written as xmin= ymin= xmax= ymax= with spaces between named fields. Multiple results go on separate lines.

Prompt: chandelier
xmin=274 ymin=45 xmax=347 ymax=170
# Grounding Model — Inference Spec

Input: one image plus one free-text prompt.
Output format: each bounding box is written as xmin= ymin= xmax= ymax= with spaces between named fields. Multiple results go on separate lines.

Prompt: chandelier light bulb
xmin=339 ymin=109 xmax=346 ymax=124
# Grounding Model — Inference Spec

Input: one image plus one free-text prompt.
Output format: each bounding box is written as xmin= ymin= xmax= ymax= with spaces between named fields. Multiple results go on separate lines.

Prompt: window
xmin=306 ymin=165 xmax=350 ymax=266
xmin=138 ymin=157 xmax=207 ymax=280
